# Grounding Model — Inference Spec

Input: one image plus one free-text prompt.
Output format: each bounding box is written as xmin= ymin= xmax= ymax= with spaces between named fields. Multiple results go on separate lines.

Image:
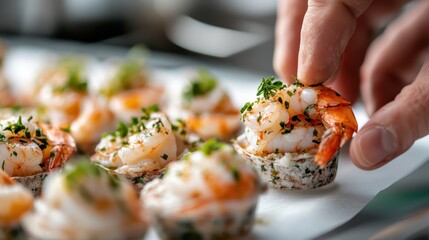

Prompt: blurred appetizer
xmin=23 ymin=161 xmax=147 ymax=240
xmin=0 ymin=115 xmax=76 ymax=195
xmin=35 ymin=57 xmax=115 ymax=153
xmin=177 ymin=69 xmax=241 ymax=141
xmin=35 ymin=57 xmax=88 ymax=128
xmin=91 ymin=105 xmax=186 ymax=191
xmin=142 ymin=139 xmax=266 ymax=240
xmin=89 ymin=47 xmax=164 ymax=122
xmin=0 ymin=169 xmax=33 ymax=226
xmin=234 ymin=77 xmax=357 ymax=189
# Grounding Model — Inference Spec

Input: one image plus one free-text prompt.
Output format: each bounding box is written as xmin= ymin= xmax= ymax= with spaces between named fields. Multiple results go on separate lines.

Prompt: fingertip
xmin=350 ymin=125 xmax=398 ymax=170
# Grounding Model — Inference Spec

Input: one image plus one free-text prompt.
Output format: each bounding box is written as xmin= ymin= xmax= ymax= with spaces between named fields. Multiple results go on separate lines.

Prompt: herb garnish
xmin=256 ymin=77 xmax=285 ymax=99
xmin=183 ymin=69 xmax=218 ymax=102
xmin=200 ymin=139 xmax=224 ymax=156
xmin=304 ymin=104 xmax=316 ymax=117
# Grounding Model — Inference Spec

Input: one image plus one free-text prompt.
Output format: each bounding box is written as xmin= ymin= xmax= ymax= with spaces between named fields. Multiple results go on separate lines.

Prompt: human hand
xmin=274 ymin=0 xmax=429 ymax=170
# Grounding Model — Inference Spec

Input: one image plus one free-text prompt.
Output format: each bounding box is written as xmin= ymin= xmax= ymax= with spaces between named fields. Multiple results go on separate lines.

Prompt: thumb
xmin=350 ymin=60 xmax=429 ymax=170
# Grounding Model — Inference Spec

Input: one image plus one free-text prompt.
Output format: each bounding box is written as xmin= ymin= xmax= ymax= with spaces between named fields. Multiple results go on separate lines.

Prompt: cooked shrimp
xmin=109 ymin=86 xmax=164 ymax=122
xmin=242 ymin=78 xmax=357 ymax=168
xmin=118 ymin=113 xmax=176 ymax=172
xmin=0 ymin=170 xmax=34 ymax=225
xmin=143 ymin=140 xmax=264 ymax=217
xmin=179 ymin=69 xmax=241 ymax=140
xmin=70 ymin=97 xmax=115 ymax=150
xmin=0 ymin=116 xmax=76 ymax=176
xmin=92 ymin=110 xmax=177 ymax=173
xmin=186 ymin=113 xmax=241 ymax=141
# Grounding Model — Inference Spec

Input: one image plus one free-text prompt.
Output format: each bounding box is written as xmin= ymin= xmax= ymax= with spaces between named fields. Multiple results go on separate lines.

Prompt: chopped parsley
xmin=199 ymin=139 xmax=224 ymax=156
xmin=304 ymin=104 xmax=316 ymax=117
xmin=292 ymin=76 xmax=304 ymax=87
xmin=183 ymin=68 xmax=218 ymax=102
xmin=161 ymin=154 xmax=169 ymax=160
xmin=64 ymin=161 xmax=121 ymax=196
xmin=279 ymin=121 xmax=294 ymax=134
xmin=53 ymin=58 xmax=87 ymax=93
xmin=256 ymin=77 xmax=285 ymax=99
xmin=231 ymin=167 xmax=240 ymax=182
xmin=1 ymin=161 xmax=4 ymax=170
xmin=240 ymin=102 xmax=254 ymax=114
xmin=313 ymin=129 xmax=318 ymax=137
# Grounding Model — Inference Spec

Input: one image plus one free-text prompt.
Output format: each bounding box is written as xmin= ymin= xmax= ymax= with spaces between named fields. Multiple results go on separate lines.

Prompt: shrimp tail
xmin=39 ymin=123 xmax=76 ymax=171
xmin=314 ymin=126 xmax=342 ymax=168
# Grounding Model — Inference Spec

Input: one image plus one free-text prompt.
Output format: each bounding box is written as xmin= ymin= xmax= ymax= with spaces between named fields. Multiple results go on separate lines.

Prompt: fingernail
xmin=355 ymin=126 xmax=397 ymax=168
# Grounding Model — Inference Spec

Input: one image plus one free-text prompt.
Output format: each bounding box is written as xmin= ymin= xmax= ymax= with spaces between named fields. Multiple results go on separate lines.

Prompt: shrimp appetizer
xmin=176 ymin=69 xmax=241 ymax=141
xmin=36 ymin=57 xmax=88 ymax=128
xmin=91 ymin=105 xmax=185 ymax=191
xmin=0 ymin=170 xmax=34 ymax=240
xmin=0 ymin=170 xmax=34 ymax=226
xmin=142 ymin=139 xmax=266 ymax=240
xmin=0 ymin=115 xmax=76 ymax=195
xmin=234 ymin=77 xmax=358 ymax=189
xmin=89 ymin=47 xmax=164 ymax=122
xmin=22 ymin=161 xmax=147 ymax=240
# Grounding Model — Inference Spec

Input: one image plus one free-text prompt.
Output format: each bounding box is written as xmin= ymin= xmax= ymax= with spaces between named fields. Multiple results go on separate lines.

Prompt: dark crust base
xmin=233 ymin=137 xmax=338 ymax=190
xmin=99 ymin=165 xmax=162 ymax=193
xmin=153 ymin=204 xmax=257 ymax=240
xmin=13 ymin=172 xmax=49 ymax=197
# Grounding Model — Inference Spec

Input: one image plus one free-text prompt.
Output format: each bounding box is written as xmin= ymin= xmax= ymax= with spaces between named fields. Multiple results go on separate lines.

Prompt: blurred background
xmin=0 ymin=0 xmax=277 ymax=74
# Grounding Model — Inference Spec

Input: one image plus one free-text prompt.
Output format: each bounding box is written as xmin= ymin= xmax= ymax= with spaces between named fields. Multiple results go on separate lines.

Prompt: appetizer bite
xmin=0 ymin=169 xmax=34 ymax=226
xmin=35 ymin=57 xmax=88 ymax=128
xmin=91 ymin=105 xmax=185 ymax=191
xmin=89 ymin=47 xmax=164 ymax=122
xmin=234 ymin=77 xmax=357 ymax=189
xmin=23 ymin=161 xmax=147 ymax=240
xmin=0 ymin=170 xmax=33 ymax=240
xmin=35 ymin=57 xmax=116 ymax=154
xmin=142 ymin=139 xmax=266 ymax=240
xmin=0 ymin=115 xmax=76 ymax=195
xmin=177 ymin=69 xmax=241 ymax=141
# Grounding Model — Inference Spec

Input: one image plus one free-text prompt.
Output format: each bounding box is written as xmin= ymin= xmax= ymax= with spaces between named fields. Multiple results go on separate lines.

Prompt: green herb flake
xmin=313 ymin=129 xmax=318 ymax=137
xmin=240 ymin=102 xmax=254 ymax=114
xmin=304 ymin=104 xmax=316 ymax=117
xmin=284 ymin=101 xmax=289 ymax=109
xmin=292 ymin=76 xmax=304 ymax=87
xmin=231 ymin=168 xmax=240 ymax=182
xmin=183 ymin=69 xmax=218 ymax=102
xmin=261 ymin=165 xmax=267 ymax=172
xmin=287 ymin=90 xmax=293 ymax=97
xmin=256 ymin=77 xmax=285 ymax=99
xmin=161 ymin=154 xmax=169 ymax=160
xmin=199 ymin=139 xmax=224 ymax=156
xmin=1 ymin=161 xmax=4 ymax=170
xmin=312 ymin=139 xmax=321 ymax=144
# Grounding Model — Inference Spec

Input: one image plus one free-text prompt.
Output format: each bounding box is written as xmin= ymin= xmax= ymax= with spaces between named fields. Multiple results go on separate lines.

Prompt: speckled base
xmin=99 ymin=165 xmax=163 ymax=193
xmin=234 ymin=136 xmax=338 ymax=190
xmin=152 ymin=204 xmax=257 ymax=240
xmin=13 ymin=172 xmax=49 ymax=196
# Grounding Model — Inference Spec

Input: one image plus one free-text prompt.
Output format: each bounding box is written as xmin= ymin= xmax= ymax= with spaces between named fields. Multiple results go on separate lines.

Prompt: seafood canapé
xmin=142 ymin=139 xmax=265 ymax=239
xmin=92 ymin=105 xmax=185 ymax=190
xmin=22 ymin=161 xmax=147 ymax=240
xmin=178 ymin=69 xmax=240 ymax=141
xmin=240 ymin=77 xmax=357 ymax=167
xmin=0 ymin=116 xmax=76 ymax=177
xmin=235 ymin=77 xmax=357 ymax=189
xmin=0 ymin=170 xmax=33 ymax=226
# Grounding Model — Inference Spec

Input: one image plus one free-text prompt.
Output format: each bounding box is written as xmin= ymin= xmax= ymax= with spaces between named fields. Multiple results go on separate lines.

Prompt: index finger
xmin=298 ymin=0 xmax=374 ymax=85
